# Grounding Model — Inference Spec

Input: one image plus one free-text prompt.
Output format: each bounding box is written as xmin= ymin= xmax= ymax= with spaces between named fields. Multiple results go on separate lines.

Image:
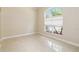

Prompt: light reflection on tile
xmin=47 ymin=40 xmax=63 ymax=52
xmin=0 ymin=34 xmax=79 ymax=52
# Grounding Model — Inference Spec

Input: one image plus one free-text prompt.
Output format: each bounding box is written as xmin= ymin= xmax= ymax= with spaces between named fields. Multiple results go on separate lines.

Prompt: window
xmin=44 ymin=8 xmax=63 ymax=35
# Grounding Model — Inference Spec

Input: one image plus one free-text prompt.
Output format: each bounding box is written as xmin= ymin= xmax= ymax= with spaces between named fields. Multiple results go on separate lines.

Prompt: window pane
xmin=44 ymin=8 xmax=63 ymax=35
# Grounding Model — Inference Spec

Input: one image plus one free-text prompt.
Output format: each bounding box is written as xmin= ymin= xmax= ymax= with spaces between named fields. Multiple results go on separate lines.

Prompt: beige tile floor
xmin=0 ymin=34 xmax=79 ymax=52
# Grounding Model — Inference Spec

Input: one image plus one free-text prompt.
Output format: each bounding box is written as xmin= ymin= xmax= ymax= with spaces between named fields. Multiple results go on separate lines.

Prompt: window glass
xmin=44 ymin=8 xmax=63 ymax=35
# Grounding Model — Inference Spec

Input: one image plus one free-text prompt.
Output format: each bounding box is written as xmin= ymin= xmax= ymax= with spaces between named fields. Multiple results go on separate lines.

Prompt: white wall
xmin=0 ymin=8 xmax=1 ymax=38
xmin=37 ymin=7 xmax=79 ymax=45
xmin=63 ymin=8 xmax=79 ymax=44
xmin=0 ymin=7 xmax=37 ymax=37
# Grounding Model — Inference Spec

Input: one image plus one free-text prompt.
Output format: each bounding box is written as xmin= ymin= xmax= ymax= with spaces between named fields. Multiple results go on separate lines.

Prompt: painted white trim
xmin=0 ymin=32 xmax=36 ymax=41
xmin=0 ymin=32 xmax=79 ymax=47
xmin=38 ymin=32 xmax=79 ymax=47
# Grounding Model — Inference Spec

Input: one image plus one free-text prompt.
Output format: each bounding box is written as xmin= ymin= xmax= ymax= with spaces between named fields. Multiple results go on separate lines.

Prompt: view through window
xmin=44 ymin=8 xmax=63 ymax=35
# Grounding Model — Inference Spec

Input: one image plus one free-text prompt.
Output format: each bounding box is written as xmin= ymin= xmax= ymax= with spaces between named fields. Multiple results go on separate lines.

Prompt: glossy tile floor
xmin=0 ymin=34 xmax=79 ymax=52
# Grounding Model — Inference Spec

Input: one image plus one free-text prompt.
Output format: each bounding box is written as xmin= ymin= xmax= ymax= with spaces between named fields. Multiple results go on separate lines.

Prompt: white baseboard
xmin=0 ymin=32 xmax=36 ymax=41
xmin=38 ymin=32 xmax=79 ymax=47
xmin=0 ymin=32 xmax=79 ymax=47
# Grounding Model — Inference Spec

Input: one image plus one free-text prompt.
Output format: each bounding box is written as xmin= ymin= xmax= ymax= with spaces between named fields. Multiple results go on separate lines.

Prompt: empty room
xmin=0 ymin=7 xmax=79 ymax=52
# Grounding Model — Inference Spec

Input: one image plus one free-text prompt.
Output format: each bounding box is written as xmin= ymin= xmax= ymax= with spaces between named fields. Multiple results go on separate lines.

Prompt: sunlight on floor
xmin=0 ymin=34 xmax=79 ymax=52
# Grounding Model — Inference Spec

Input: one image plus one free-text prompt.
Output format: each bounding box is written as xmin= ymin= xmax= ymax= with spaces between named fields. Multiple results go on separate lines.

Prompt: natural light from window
xmin=44 ymin=8 xmax=63 ymax=35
